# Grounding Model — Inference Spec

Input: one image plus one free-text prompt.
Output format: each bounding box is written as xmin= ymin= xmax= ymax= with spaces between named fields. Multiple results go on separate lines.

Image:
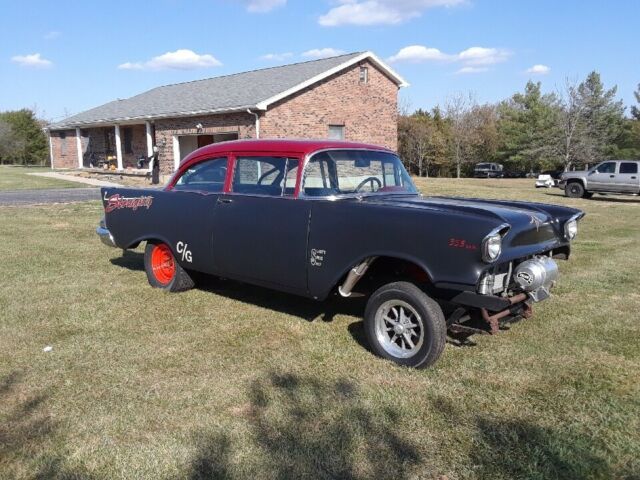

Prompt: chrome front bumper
xmin=96 ymin=223 xmax=117 ymax=248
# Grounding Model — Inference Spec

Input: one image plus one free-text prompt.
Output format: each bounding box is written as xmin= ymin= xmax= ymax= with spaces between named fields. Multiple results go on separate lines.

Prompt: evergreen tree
xmin=497 ymin=81 xmax=560 ymax=173
xmin=0 ymin=109 xmax=48 ymax=165
xmin=631 ymin=83 xmax=640 ymax=120
xmin=576 ymin=72 xmax=625 ymax=164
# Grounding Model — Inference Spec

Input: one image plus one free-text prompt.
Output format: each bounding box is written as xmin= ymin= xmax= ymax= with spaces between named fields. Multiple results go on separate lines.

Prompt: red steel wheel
xmin=150 ymin=243 xmax=176 ymax=285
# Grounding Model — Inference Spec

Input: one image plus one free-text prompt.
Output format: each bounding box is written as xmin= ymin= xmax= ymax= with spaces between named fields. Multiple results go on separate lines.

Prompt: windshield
xmin=302 ymin=149 xmax=418 ymax=197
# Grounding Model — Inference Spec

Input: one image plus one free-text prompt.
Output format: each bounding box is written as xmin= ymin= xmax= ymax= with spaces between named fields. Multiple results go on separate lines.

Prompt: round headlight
xmin=565 ymin=219 xmax=578 ymax=240
xmin=482 ymin=234 xmax=502 ymax=263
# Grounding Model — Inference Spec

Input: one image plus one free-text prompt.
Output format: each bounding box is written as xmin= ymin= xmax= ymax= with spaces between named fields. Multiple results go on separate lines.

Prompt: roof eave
xmin=255 ymin=51 xmax=409 ymax=111
xmin=46 ymin=104 xmax=259 ymax=130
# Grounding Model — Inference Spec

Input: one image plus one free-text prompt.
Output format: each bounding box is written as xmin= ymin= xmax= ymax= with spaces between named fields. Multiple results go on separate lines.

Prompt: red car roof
xmin=182 ymin=138 xmax=394 ymax=160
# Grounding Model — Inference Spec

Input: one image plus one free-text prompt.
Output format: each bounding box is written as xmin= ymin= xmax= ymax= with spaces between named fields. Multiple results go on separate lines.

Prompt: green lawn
xmin=0 ymin=166 xmax=84 ymax=190
xmin=1 ymin=179 xmax=638 ymax=479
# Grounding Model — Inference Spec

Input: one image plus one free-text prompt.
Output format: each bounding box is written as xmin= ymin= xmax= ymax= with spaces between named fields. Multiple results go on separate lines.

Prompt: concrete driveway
xmin=0 ymin=187 xmax=101 ymax=206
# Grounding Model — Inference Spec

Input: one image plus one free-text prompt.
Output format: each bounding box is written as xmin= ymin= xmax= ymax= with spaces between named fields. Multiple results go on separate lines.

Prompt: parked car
xmin=559 ymin=160 xmax=640 ymax=198
xmin=535 ymin=174 xmax=556 ymax=188
xmin=97 ymin=140 xmax=584 ymax=368
xmin=473 ymin=162 xmax=504 ymax=178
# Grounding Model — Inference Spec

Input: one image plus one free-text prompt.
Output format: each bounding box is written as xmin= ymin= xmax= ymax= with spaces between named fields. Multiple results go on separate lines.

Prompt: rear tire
xmin=144 ymin=241 xmax=195 ymax=292
xmin=565 ymin=181 xmax=586 ymax=198
xmin=364 ymin=282 xmax=446 ymax=368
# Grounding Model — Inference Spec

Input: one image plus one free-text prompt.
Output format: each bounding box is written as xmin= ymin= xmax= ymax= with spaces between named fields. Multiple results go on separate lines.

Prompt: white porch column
xmin=145 ymin=121 xmax=154 ymax=172
xmin=172 ymin=135 xmax=180 ymax=171
xmin=75 ymin=127 xmax=83 ymax=168
xmin=114 ymin=125 xmax=123 ymax=171
xmin=145 ymin=121 xmax=154 ymax=157
xmin=48 ymin=132 xmax=54 ymax=169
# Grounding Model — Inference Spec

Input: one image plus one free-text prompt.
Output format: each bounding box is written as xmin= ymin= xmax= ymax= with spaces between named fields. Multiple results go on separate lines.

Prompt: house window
xmin=123 ymin=127 xmax=133 ymax=154
xmin=359 ymin=66 xmax=368 ymax=84
xmin=328 ymin=125 xmax=345 ymax=140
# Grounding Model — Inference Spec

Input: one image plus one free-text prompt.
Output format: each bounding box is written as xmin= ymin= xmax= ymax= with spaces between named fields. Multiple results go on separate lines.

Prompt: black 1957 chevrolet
xmin=97 ymin=139 xmax=585 ymax=368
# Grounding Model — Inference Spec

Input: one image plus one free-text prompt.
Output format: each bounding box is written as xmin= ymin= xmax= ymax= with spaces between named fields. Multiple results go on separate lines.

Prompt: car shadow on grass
xmin=184 ymin=372 xmax=422 ymax=480
xmin=111 ymin=250 xmax=367 ymax=324
xmin=543 ymin=191 xmax=640 ymax=203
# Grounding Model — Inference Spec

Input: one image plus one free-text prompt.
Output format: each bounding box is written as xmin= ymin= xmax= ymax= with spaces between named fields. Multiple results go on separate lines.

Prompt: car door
xmin=617 ymin=162 xmax=639 ymax=193
xmin=212 ymin=153 xmax=310 ymax=294
xmin=587 ymin=161 xmax=618 ymax=191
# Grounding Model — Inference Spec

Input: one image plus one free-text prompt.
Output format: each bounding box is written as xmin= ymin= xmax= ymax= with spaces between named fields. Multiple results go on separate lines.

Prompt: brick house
xmin=46 ymin=51 xmax=407 ymax=175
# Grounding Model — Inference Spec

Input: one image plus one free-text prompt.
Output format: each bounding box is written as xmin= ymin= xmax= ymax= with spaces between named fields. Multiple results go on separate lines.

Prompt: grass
xmin=0 ymin=165 xmax=84 ymax=191
xmin=0 ymin=179 xmax=639 ymax=479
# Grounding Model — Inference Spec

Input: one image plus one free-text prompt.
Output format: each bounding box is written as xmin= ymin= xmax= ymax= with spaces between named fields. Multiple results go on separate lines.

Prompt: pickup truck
xmin=559 ymin=160 xmax=640 ymax=198
xmin=97 ymin=139 xmax=584 ymax=368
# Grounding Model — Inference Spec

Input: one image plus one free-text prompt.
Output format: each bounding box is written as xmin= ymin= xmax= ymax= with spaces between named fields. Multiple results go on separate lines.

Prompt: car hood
xmin=361 ymin=194 xmax=584 ymax=254
xmin=561 ymin=171 xmax=588 ymax=180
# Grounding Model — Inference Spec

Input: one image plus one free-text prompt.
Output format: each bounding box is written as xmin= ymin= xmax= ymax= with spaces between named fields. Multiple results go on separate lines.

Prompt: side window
xmin=597 ymin=162 xmax=616 ymax=174
xmin=174 ymin=157 xmax=228 ymax=192
xmin=232 ymin=156 xmax=297 ymax=197
xmin=303 ymin=155 xmax=337 ymax=197
xmin=620 ymin=162 xmax=638 ymax=174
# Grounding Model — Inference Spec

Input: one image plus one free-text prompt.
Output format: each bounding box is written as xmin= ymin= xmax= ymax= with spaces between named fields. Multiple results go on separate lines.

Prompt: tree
xmin=497 ymin=81 xmax=560 ymax=173
xmin=0 ymin=109 xmax=49 ymax=165
xmin=631 ymin=83 xmax=640 ymax=120
xmin=398 ymin=110 xmax=448 ymax=177
xmin=0 ymin=120 xmax=25 ymax=165
xmin=575 ymin=72 xmax=625 ymax=165
xmin=444 ymin=93 xmax=477 ymax=178
xmin=555 ymin=78 xmax=587 ymax=171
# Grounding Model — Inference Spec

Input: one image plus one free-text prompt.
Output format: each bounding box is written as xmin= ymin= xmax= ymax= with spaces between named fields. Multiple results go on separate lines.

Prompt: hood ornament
xmin=529 ymin=214 xmax=544 ymax=231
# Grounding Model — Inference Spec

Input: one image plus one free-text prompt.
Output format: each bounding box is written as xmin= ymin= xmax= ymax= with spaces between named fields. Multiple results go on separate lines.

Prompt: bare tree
xmin=445 ymin=92 xmax=477 ymax=178
xmin=556 ymin=78 xmax=586 ymax=171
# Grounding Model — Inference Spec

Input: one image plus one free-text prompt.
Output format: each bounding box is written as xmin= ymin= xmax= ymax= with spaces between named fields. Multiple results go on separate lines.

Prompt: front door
xmin=212 ymin=154 xmax=309 ymax=293
xmin=588 ymin=161 xmax=618 ymax=191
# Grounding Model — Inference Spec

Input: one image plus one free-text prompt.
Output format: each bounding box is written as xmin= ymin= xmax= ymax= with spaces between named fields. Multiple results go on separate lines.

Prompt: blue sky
xmin=1 ymin=0 xmax=638 ymax=121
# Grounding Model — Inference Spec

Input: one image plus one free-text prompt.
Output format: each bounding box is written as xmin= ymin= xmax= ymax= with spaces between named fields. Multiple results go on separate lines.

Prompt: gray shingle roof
xmin=49 ymin=52 xmax=368 ymax=130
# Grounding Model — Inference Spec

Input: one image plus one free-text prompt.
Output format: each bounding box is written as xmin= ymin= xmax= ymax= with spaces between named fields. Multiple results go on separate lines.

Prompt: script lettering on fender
xmin=104 ymin=193 xmax=154 ymax=213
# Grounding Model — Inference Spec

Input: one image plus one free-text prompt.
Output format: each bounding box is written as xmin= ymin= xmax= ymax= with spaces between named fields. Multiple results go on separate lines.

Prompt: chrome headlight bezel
xmin=481 ymin=224 xmax=510 ymax=263
xmin=564 ymin=213 xmax=584 ymax=241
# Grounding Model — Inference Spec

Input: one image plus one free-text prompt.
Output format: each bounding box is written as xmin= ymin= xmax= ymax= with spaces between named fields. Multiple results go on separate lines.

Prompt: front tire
xmin=364 ymin=282 xmax=446 ymax=368
xmin=565 ymin=181 xmax=586 ymax=198
xmin=144 ymin=241 xmax=195 ymax=292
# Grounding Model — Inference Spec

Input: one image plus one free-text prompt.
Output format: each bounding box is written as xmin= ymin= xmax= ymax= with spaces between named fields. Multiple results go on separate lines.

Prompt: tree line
xmin=399 ymin=73 xmax=640 ymax=177
xmin=0 ymin=109 xmax=49 ymax=166
xmin=1 ymin=72 xmax=639 ymax=172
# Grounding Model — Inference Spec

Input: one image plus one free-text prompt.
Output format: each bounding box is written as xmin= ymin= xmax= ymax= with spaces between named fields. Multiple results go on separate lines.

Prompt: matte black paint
xmin=101 ymin=186 xmax=582 ymax=303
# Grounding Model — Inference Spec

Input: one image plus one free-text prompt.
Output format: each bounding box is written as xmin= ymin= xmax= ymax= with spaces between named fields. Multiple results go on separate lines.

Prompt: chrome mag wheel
xmin=374 ymin=300 xmax=424 ymax=359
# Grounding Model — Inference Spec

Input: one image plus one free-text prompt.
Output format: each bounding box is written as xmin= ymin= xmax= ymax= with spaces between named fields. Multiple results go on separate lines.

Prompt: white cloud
xmin=11 ymin=53 xmax=53 ymax=68
xmin=260 ymin=52 xmax=293 ymax=61
xmin=526 ymin=64 xmax=551 ymax=75
xmin=457 ymin=46 xmax=510 ymax=66
xmin=43 ymin=31 xmax=61 ymax=40
xmin=245 ymin=0 xmax=286 ymax=13
xmin=388 ymin=44 xmax=511 ymax=74
xmin=319 ymin=0 xmax=465 ymax=27
xmin=301 ymin=48 xmax=346 ymax=59
xmin=118 ymin=49 xmax=222 ymax=70
xmin=388 ymin=45 xmax=452 ymax=63
xmin=455 ymin=66 xmax=488 ymax=74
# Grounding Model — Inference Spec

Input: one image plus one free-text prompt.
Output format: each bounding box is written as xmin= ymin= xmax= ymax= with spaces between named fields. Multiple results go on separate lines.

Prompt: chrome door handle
xmin=218 ymin=198 xmax=233 ymax=204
